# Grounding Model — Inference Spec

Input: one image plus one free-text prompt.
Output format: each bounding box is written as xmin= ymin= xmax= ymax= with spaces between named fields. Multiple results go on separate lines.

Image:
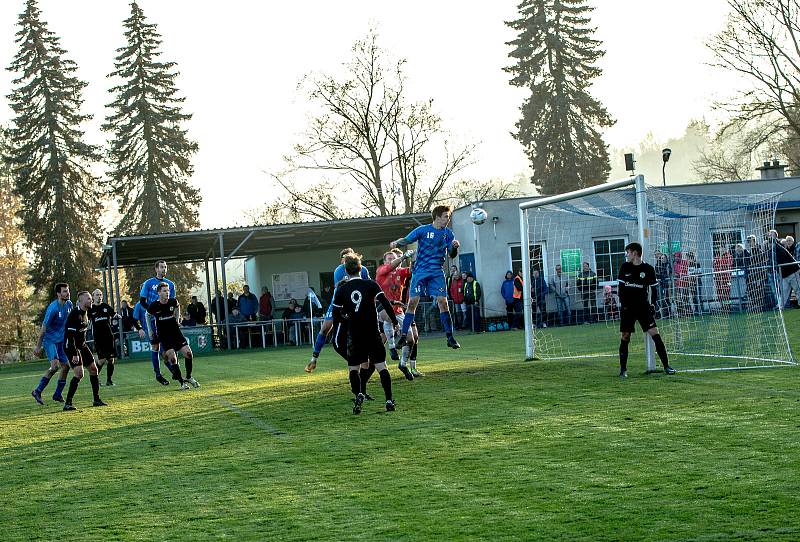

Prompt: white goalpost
xmin=518 ymin=175 xmax=795 ymax=372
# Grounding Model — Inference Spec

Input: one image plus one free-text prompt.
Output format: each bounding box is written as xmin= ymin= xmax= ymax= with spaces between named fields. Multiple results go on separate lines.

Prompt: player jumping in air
xmin=390 ymin=205 xmax=460 ymax=350
xmin=31 ymin=283 xmax=73 ymax=405
xmin=63 ymin=291 xmax=107 ymax=410
xmin=375 ymin=248 xmax=418 ymax=380
xmin=140 ymin=260 xmax=175 ymax=385
xmin=617 ymin=242 xmax=677 ymax=378
xmin=305 ymin=248 xmax=370 ymax=373
xmin=89 ymin=289 xmax=119 ymax=386
xmin=146 ymin=283 xmax=198 ymax=390
xmin=331 ymin=252 xmax=399 ymax=414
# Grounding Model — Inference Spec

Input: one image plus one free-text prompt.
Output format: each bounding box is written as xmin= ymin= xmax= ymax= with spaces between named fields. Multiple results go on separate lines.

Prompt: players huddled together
xmin=32 ymin=259 xmax=198 ymax=411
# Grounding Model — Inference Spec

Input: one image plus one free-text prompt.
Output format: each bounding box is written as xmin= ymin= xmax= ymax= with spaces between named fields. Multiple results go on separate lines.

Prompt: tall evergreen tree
xmin=5 ymin=0 xmax=102 ymax=295
xmin=506 ymin=0 xmax=614 ymax=195
xmin=104 ymin=1 xmax=200 ymax=301
xmin=0 ymin=128 xmax=35 ymax=349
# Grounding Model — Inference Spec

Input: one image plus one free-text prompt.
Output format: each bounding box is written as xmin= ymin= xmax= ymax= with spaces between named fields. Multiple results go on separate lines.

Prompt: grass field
xmin=2 ymin=312 xmax=800 ymax=541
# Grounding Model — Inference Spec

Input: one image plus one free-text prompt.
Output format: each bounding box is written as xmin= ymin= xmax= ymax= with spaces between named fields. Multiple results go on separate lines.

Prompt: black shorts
xmin=68 ymin=345 xmax=95 ymax=368
xmin=619 ymin=305 xmax=657 ymax=333
xmin=93 ymin=335 xmax=116 ymax=360
xmin=341 ymin=333 xmax=386 ymax=367
xmin=160 ymin=332 xmax=189 ymax=353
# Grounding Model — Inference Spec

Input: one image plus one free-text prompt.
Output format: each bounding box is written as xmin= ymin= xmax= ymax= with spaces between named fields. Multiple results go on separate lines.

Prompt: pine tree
xmin=506 ymin=0 xmax=614 ymax=195
xmin=5 ymin=0 xmax=102 ymax=296
xmin=104 ymin=1 xmax=201 ymax=302
xmin=0 ymin=128 xmax=35 ymax=349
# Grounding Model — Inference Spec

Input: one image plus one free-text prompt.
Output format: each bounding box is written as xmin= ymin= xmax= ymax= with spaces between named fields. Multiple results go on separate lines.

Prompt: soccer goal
xmin=518 ymin=175 xmax=795 ymax=372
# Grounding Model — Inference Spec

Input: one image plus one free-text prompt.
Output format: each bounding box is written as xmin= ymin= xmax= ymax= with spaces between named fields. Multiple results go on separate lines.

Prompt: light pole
xmin=662 ymin=148 xmax=672 ymax=186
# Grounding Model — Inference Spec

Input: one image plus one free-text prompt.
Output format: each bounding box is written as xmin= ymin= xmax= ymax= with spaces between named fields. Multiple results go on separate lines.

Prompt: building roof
xmin=98 ymin=213 xmax=429 ymax=268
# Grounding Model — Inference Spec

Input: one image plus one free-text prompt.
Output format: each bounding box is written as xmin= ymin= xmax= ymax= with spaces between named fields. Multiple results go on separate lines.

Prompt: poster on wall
xmin=272 ymin=272 xmax=309 ymax=301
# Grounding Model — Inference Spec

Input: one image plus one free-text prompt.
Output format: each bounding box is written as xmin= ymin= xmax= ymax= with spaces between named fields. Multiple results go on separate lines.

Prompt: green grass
xmin=2 ymin=311 xmax=800 ymax=541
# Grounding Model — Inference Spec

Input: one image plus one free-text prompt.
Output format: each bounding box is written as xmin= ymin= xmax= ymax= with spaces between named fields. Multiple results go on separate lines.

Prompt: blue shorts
xmin=409 ymin=273 xmax=447 ymax=299
xmin=324 ymin=301 xmax=335 ymax=321
xmin=44 ymin=341 xmax=69 ymax=365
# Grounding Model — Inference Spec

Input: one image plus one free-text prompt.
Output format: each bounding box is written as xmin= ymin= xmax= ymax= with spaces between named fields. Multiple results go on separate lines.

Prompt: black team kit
xmin=88 ymin=302 xmax=117 ymax=385
xmin=146 ymin=298 xmax=192 ymax=384
xmin=617 ymin=260 xmax=675 ymax=376
xmin=64 ymin=308 xmax=106 ymax=410
xmin=332 ymin=277 xmax=399 ymax=414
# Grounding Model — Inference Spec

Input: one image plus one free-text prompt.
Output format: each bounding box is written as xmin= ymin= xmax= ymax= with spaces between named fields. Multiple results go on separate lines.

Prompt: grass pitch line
xmin=211 ymin=394 xmax=288 ymax=437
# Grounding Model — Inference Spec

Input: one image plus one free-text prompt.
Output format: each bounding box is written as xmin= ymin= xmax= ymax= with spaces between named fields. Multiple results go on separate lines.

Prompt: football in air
xmin=470 ymin=208 xmax=488 ymax=225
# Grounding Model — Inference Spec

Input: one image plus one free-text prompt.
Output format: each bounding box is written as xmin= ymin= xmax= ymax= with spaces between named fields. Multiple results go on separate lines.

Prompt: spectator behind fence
xmin=187 ymin=295 xmax=207 ymax=325
xmin=576 ymin=262 xmax=597 ymax=324
xmin=501 ymin=271 xmax=516 ymax=328
xmin=211 ymin=290 xmax=225 ymax=323
xmin=531 ymin=268 xmax=547 ymax=328
xmin=654 ymin=251 xmax=673 ymax=318
xmin=712 ymin=247 xmax=733 ymax=306
xmin=548 ymin=264 xmax=573 ymax=326
xmin=227 ymin=307 xmax=246 ymax=349
xmin=238 ymin=285 xmax=258 ymax=321
xmin=463 ymin=272 xmax=482 ymax=332
xmin=259 ymin=286 xmax=274 ymax=321
xmin=281 ymin=301 xmax=298 ymax=321
xmin=512 ymin=270 xmax=524 ymax=329
xmin=119 ymin=300 xmax=135 ymax=332
xmin=226 ymin=291 xmax=239 ymax=315
xmin=776 ymin=239 xmax=800 ymax=308
xmin=448 ymin=267 xmax=465 ymax=329
xmin=788 ymin=235 xmax=800 ymax=261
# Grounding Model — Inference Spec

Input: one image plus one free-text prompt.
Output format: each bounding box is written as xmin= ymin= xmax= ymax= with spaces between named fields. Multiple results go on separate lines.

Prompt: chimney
xmin=756 ymin=158 xmax=786 ymax=180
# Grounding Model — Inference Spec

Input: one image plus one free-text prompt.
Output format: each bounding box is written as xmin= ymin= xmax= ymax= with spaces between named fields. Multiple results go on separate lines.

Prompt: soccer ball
xmin=470 ymin=208 xmax=488 ymax=225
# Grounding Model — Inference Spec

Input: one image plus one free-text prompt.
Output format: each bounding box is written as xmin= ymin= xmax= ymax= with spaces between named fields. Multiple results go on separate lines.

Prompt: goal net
xmin=519 ymin=176 xmax=794 ymax=372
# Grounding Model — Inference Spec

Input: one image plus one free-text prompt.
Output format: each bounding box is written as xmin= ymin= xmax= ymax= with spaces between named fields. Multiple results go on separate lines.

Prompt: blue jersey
xmin=333 ymin=264 xmax=370 ymax=285
xmin=140 ymin=276 xmax=176 ymax=305
xmin=42 ymin=299 xmax=73 ymax=344
xmin=404 ymin=224 xmax=455 ymax=277
xmin=133 ymin=302 xmax=148 ymax=325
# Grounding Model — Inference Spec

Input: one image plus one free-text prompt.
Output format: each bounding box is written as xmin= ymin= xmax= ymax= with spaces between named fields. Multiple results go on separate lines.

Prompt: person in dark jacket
xmin=463 ymin=272 xmax=482 ymax=332
xmin=531 ymin=268 xmax=548 ymax=328
xmin=238 ymin=285 xmax=258 ymax=321
xmin=187 ymin=296 xmax=207 ymax=325
xmin=501 ymin=271 xmax=516 ymax=329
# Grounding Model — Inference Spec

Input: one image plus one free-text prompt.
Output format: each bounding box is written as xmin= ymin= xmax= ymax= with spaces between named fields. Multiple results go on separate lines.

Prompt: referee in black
xmin=617 ymin=242 xmax=676 ymax=378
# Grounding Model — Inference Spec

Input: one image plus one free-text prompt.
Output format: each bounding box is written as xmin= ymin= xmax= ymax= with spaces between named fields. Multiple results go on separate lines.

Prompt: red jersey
xmin=376 ymin=264 xmax=411 ymax=314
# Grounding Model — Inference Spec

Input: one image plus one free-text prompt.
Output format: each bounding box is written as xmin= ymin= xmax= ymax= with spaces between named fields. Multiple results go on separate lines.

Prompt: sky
xmin=0 ymin=0 xmax=741 ymax=229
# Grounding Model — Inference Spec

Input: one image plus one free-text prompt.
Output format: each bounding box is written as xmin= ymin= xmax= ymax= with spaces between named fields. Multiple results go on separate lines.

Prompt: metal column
xmin=111 ymin=242 xmax=125 ymax=359
xmin=519 ymin=206 xmax=534 ymax=360
xmin=204 ymin=258 xmax=213 ymax=327
xmin=634 ymin=175 xmax=656 ymax=372
xmin=219 ymin=234 xmax=232 ymax=350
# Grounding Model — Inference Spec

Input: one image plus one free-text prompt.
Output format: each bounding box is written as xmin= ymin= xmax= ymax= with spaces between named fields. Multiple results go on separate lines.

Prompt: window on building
xmin=776 ymin=223 xmax=797 ymax=240
xmin=593 ymin=237 xmax=628 ymax=281
xmin=711 ymin=229 xmax=744 ymax=254
xmin=510 ymin=243 xmax=546 ymax=278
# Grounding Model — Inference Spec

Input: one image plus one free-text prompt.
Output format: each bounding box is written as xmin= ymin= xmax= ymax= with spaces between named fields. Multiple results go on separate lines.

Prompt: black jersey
xmin=617 ymin=261 xmax=657 ymax=308
xmin=88 ymin=303 xmax=115 ymax=340
xmin=64 ymin=308 xmax=89 ymax=357
xmin=147 ymin=299 xmax=181 ymax=337
xmin=332 ymin=277 xmax=397 ymax=341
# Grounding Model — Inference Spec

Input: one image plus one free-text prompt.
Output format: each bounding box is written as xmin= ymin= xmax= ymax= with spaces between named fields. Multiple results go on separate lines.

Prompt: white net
xmin=521 ymin=180 xmax=795 ymax=371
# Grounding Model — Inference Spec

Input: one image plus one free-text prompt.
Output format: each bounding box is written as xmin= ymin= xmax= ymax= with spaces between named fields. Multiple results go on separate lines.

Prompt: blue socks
xmin=401 ymin=313 xmax=415 ymax=335
xmin=313 ymin=333 xmax=327 ymax=356
xmin=151 ymin=350 xmax=161 ymax=375
xmin=54 ymin=378 xmax=67 ymax=398
xmin=439 ymin=311 xmax=453 ymax=337
xmin=35 ymin=376 xmax=51 ymax=393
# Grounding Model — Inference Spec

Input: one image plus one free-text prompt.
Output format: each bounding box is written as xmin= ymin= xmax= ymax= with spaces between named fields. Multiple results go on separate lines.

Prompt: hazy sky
xmin=0 ymin=0 xmax=740 ymax=229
